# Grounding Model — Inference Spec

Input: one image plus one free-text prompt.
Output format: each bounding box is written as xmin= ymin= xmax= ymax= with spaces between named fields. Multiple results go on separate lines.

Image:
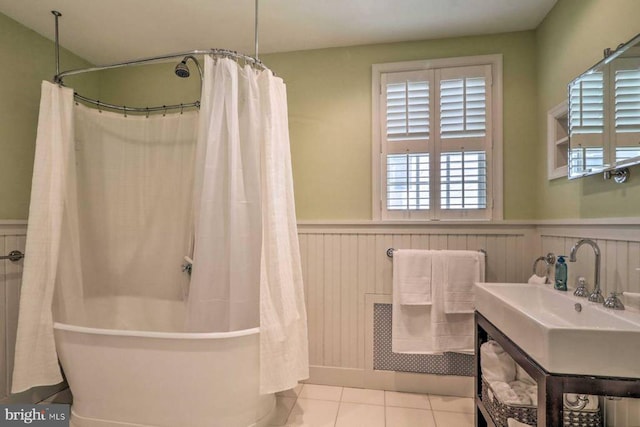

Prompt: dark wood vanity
xmin=475 ymin=312 xmax=640 ymax=427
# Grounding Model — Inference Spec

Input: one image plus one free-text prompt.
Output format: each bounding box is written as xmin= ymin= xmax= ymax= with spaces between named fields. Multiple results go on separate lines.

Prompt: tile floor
xmin=271 ymin=383 xmax=474 ymax=427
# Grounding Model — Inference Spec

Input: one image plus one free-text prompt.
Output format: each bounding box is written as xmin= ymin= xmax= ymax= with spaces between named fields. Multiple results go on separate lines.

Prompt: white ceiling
xmin=0 ymin=0 xmax=557 ymax=65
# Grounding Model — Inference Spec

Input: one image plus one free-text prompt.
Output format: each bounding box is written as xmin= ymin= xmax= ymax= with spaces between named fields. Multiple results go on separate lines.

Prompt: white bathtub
xmin=53 ymin=299 xmax=275 ymax=427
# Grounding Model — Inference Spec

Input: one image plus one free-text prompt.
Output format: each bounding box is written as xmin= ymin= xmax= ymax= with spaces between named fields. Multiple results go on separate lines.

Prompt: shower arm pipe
xmin=53 ymin=48 xmax=268 ymax=84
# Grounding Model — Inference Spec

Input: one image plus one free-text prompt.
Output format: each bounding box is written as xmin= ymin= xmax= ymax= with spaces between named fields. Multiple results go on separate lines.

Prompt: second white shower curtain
xmin=187 ymin=56 xmax=309 ymax=393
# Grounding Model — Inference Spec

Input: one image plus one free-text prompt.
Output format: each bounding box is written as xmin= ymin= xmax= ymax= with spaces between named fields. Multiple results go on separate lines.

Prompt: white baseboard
xmin=305 ymin=365 xmax=474 ymax=397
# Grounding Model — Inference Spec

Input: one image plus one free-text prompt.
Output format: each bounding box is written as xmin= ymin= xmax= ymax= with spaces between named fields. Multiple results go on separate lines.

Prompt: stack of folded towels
xmin=481 ymin=340 xmax=537 ymax=406
xmin=480 ymin=340 xmax=598 ymax=411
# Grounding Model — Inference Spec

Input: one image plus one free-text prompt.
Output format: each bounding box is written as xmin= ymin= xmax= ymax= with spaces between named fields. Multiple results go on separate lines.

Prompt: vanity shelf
xmin=475 ymin=311 xmax=640 ymax=427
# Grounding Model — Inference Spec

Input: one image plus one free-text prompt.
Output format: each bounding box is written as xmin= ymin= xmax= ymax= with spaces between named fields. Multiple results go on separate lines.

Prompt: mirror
xmin=568 ymin=33 xmax=640 ymax=179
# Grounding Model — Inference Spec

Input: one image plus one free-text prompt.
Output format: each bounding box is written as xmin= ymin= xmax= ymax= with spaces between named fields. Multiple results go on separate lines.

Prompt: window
xmin=372 ymin=55 xmax=502 ymax=221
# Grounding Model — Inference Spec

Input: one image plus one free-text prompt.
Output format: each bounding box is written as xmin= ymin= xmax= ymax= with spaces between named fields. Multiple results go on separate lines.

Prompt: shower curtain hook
xmin=145 ymin=107 xmax=150 ymax=119
xmin=163 ymin=105 xmax=167 ymax=117
xmin=123 ymin=106 xmax=127 ymax=118
xmin=97 ymin=100 xmax=102 ymax=113
xmin=180 ymin=104 xmax=184 ymax=115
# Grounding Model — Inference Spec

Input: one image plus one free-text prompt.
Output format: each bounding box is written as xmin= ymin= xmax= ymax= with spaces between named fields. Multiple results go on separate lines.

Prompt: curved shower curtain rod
xmin=50 ymin=0 xmax=266 ymax=115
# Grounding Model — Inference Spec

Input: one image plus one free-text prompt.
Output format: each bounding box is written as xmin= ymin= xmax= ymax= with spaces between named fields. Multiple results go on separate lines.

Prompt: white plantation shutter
xmin=436 ymin=65 xmax=492 ymax=218
xmin=440 ymin=77 xmax=486 ymax=139
xmin=568 ymin=72 xmax=605 ymax=174
xmin=375 ymin=57 xmax=499 ymax=221
xmin=440 ymin=151 xmax=487 ymax=209
xmin=386 ymin=81 xmax=430 ymax=141
xmin=381 ymin=70 xmax=434 ymax=219
xmin=612 ymin=59 xmax=640 ymax=163
xmin=569 ymin=72 xmax=604 ymax=135
xmin=386 ymin=153 xmax=429 ymax=210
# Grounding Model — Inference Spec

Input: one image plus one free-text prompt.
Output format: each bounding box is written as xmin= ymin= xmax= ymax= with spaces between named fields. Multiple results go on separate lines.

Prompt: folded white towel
xmin=491 ymin=381 xmax=531 ymax=405
xmin=515 ymin=364 xmax=536 ymax=386
xmin=509 ymin=380 xmax=537 ymax=407
xmin=564 ymin=393 xmax=599 ymax=410
xmin=441 ymin=250 xmax=484 ymax=314
xmin=481 ymin=340 xmax=517 ymax=383
xmin=507 ymin=419 xmax=534 ymax=427
xmin=394 ymin=249 xmax=433 ymax=305
xmin=527 ymin=274 xmax=547 ymax=284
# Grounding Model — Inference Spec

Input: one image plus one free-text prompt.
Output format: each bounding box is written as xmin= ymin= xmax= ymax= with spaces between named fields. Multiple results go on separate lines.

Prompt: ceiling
xmin=0 ymin=0 xmax=557 ymax=65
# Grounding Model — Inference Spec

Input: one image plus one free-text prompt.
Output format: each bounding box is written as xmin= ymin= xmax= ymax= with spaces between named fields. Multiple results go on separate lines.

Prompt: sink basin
xmin=475 ymin=282 xmax=640 ymax=378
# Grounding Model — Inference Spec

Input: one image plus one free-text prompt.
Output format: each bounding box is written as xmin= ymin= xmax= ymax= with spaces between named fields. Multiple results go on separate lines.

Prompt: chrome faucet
xmin=569 ymin=239 xmax=604 ymax=304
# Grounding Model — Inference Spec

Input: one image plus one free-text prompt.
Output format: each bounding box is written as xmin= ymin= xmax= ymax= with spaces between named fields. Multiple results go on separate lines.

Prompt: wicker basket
xmin=481 ymin=377 xmax=602 ymax=427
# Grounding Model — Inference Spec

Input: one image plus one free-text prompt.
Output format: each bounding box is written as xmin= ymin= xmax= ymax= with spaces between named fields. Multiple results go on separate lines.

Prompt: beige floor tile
xmin=386 ymin=406 xmax=437 ymax=427
xmin=298 ymin=384 xmax=343 ymax=402
xmin=335 ymin=402 xmax=385 ymax=427
xmin=428 ymin=395 xmax=475 ymax=413
xmin=269 ymin=397 xmax=297 ymax=426
xmin=341 ymin=387 xmax=385 ymax=405
xmin=277 ymin=383 xmax=304 ymax=398
xmin=385 ymin=391 xmax=431 ymax=410
xmin=285 ymin=398 xmax=340 ymax=427
xmin=433 ymin=410 xmax=474 ymax=427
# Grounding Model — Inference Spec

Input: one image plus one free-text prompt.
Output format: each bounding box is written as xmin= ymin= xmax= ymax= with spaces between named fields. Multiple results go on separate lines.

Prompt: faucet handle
xmin=603 ymin=292 xmax=625 ymax=310
xmin=574 ymin=277 xmax=589 ymax=298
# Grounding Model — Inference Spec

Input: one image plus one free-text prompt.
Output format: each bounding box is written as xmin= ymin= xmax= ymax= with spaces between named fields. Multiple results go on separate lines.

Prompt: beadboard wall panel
xmin=539 ymin=224 xmax=640 ymax=297
xmin=0 ymin=224 xmax=26 ymax=402
xmin=297 ymin=225 xmax=537 ymax=370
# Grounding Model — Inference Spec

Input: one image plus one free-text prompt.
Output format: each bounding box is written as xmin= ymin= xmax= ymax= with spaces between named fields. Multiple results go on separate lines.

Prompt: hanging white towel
xmin=394 ymin=249 xmax=434 ymax=305
xmin=442 ymin=250 xmax=484 ymax=314
xmin=431 ymin=251 xmax=476 ymax=352
xmin=392 ymin=251 xmax=438 ymax=354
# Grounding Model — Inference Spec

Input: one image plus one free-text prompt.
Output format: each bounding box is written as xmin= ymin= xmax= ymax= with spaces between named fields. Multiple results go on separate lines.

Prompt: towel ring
xmin=532 ymin=252 xmax=556 ymax=275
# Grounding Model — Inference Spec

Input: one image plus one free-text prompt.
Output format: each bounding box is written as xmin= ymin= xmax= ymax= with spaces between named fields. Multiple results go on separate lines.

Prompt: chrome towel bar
xmin=1 ymin=250 xmax=24 ymax=262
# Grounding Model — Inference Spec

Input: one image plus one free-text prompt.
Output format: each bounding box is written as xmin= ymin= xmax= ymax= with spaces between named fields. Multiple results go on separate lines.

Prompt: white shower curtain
xmin=12 ymin=82 xmax=76 ymax=392
xmin=13 ymin=57 xmax=308 ymax=395
xmin=188 ymin=56 xmax=308 ymax=393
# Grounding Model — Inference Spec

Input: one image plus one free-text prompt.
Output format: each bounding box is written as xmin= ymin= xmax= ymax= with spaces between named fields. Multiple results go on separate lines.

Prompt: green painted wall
xmin=5 ymin=1 xmax=638 ymax=221
xmin=263 ymin=33 xmax=539 ymax=220
xmin=0 ymin=12 xmax=98 ymax=219
xmin=536 ymin=0 xmax=640 ymax=219
xmin=101 ymin=32 xmax=539 ymax=220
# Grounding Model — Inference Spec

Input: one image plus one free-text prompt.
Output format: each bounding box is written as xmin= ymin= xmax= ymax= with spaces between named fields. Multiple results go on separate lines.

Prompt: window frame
xmin=372 ymin=54 xmax=503 ymax=221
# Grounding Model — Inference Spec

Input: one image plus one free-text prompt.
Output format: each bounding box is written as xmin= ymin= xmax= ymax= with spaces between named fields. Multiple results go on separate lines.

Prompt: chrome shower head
xmin=175 ymin=60 xmax=190 ymax=78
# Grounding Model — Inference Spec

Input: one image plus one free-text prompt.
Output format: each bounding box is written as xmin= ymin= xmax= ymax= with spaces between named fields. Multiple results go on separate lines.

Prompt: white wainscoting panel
xmin=297 ymin=224 xmax=537 ymax=371
xmin=539 ymin=224 xmax=640 ymax=298
xmin=0 ymin=224 xmax=26 ymax=402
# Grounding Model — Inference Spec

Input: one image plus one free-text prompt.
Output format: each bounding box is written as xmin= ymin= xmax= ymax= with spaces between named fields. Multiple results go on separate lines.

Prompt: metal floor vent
xmin=373 ymin=303 xmax=474 ymax=376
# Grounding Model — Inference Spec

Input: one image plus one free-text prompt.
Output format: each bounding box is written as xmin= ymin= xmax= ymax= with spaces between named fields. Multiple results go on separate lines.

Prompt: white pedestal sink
xmin=475 ymin=282 xmax=640 ymax=378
